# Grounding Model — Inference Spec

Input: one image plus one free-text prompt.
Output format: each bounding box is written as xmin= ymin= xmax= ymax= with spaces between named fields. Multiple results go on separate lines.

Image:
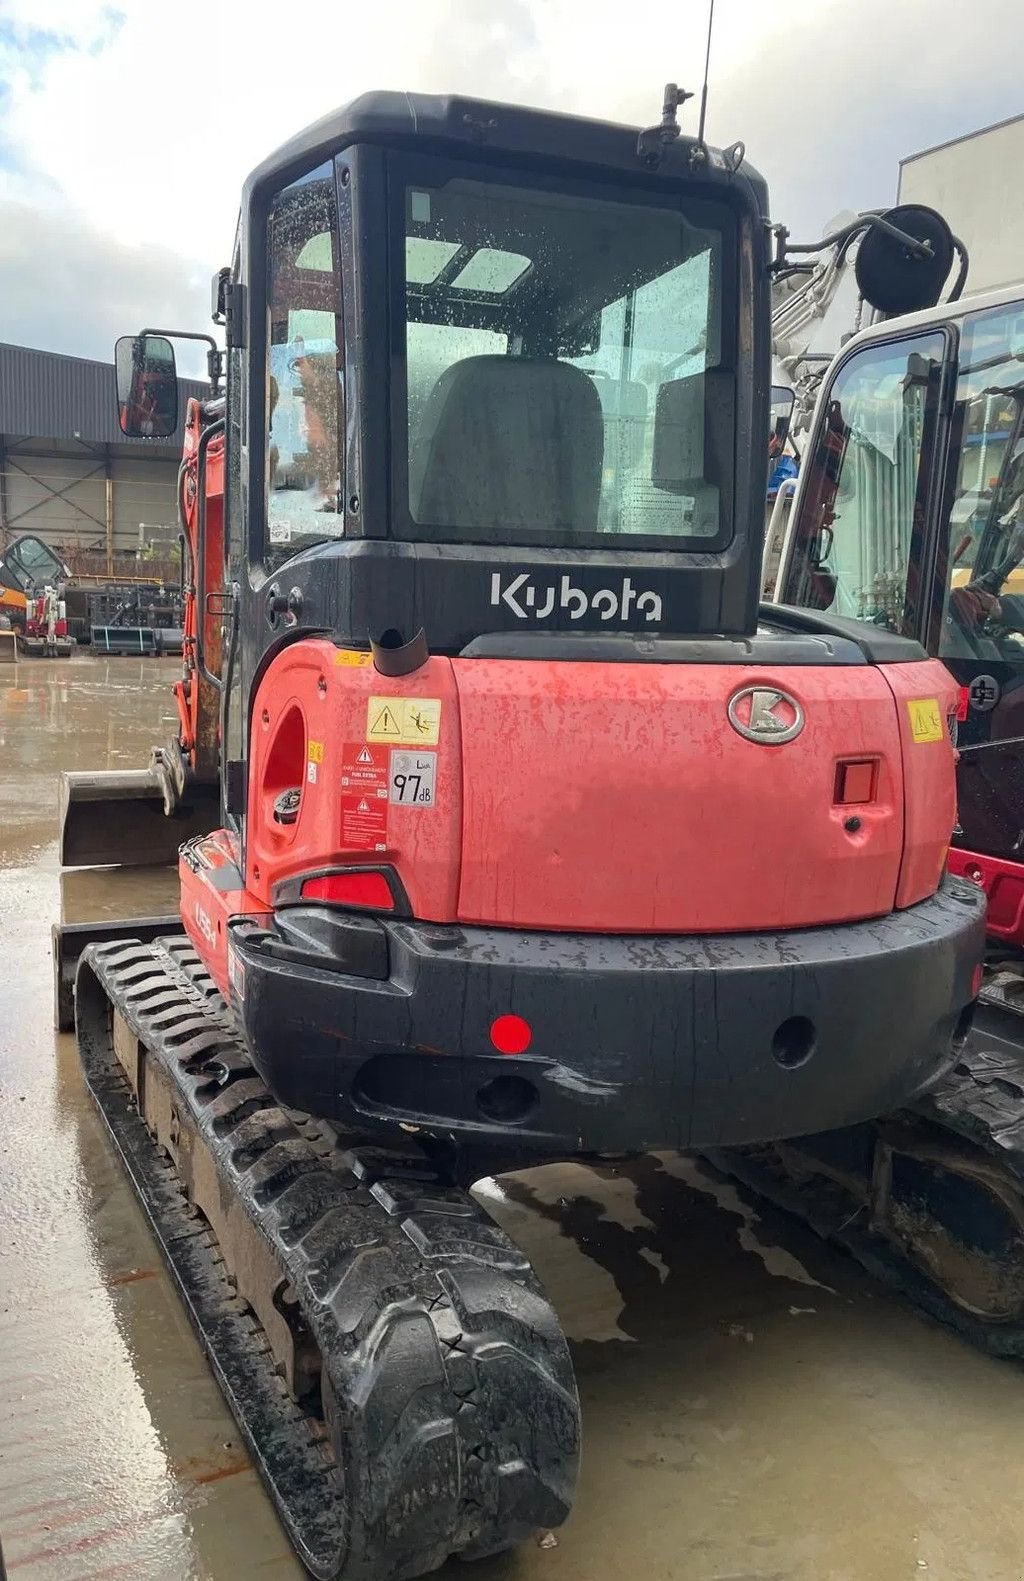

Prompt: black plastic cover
xmin=767 ymin=603 xmax=928 ymax=663
xmin=233 ymin=878 xmax=985 ymax=1159
xmin=461 ymin=626 xmax=868 ymax=665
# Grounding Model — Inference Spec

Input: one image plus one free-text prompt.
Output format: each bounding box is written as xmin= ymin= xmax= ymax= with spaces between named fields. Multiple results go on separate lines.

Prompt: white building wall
xmin=898 ymin=115 xmax=1024 ymax=295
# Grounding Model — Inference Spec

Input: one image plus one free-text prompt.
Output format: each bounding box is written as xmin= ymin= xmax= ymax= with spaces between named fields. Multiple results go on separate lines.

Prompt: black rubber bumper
xmin=229 ymin=876 xmax=986 ymax=1159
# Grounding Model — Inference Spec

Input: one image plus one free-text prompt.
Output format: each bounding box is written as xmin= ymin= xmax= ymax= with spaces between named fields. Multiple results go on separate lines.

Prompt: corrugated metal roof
xmin=0 ymin=341 xmax=208 ymax=449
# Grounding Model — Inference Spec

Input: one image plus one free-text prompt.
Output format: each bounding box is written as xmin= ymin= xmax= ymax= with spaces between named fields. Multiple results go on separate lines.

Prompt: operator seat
xmin=411 ymin=355 xmax=604 ymax=534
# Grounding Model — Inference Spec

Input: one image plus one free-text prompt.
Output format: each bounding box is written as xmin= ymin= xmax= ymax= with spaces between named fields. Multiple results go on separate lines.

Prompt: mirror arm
xmin=770 ymin=215 xmax=934 ymax=275
xmin=140 ymin=328 xmax=225 ymax=397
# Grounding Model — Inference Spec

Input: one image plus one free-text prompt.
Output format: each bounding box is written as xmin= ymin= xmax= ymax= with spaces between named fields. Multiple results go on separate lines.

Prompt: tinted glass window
xmin=400 ymin=172 xmax=729 ymax=547
xmin=781 ymin=333 xmax=944 ymax=630
xmin=7 ymin=535 xmax=66 ymax=590
xmin=266 ymin=163 xmax=344 ymax=559
xmin=940 ymin=304 xmax=1024 ymax=663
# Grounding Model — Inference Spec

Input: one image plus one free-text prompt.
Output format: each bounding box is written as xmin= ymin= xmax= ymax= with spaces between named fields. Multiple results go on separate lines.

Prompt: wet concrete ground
xmin=3 ymin=655 xmax=1024 ymax=1580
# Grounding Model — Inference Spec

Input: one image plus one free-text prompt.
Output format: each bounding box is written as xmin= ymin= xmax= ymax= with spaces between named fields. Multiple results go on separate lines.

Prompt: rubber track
xmin=710 ymin=977 xmax=1024 ymax=1358
xmin=75 ymin=937 xmax=579 ymax=1580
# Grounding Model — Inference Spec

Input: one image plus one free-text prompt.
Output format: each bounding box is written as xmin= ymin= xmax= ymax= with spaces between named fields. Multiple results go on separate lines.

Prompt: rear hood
xmin=453 ymin=658 xmax=930 ymax=933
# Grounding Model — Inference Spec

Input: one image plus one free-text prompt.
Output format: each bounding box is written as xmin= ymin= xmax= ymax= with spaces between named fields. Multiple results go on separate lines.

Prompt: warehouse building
xmin=0 ymin=341 xmax=207 ymax=578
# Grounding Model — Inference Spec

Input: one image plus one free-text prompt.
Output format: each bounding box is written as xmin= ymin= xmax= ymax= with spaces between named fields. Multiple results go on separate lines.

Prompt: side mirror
xmin=115 ymin=334 xmax=178 ymax=438
xmin=854 ymin=205 xmax=956 ymax=317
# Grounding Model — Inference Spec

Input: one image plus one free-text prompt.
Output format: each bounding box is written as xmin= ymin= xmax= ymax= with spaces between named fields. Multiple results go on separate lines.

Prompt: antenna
xmin=695 ymin=0 xmax=715 ymax=152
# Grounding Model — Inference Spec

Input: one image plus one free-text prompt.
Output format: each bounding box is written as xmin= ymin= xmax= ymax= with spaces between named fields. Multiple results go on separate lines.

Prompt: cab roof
xmin=839 ymin=276 xmax=1024 ymax=359
xmin=241 ymin=89 xmax=769 ymax=218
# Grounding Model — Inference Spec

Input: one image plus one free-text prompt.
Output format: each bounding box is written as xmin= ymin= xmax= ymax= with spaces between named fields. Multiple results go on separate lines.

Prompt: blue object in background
xmin=768 ymin=453 xmax=799 ymax=499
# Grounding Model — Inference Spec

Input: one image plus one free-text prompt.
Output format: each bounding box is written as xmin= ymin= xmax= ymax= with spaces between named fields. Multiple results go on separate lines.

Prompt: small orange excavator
xmin=0 ymin=534 xmax=73 ymax=656
xmin=54 ymin=87 xmax=983 ymax=1578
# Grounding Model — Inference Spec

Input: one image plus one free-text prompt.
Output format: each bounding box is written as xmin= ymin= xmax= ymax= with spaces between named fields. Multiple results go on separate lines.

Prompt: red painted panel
xmin=454 ymin=659 xmax=907 ymax=932
xmin=878 ymin=659 xmax=960 ymax=909
xmin=246 ymin=642 xmax=463 ymax=922
xmin=947 ymin=848 xmax=1020 ymax=944
xmin=178 ymin=827 xmax=258 ymax=999
xmin=237 ymin=640 xmax=960 ymax=941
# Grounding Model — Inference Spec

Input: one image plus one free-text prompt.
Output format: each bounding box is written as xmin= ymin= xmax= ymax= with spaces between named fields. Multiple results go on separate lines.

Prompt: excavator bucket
xmin=58 ymin=766 xmax=220 ymax=868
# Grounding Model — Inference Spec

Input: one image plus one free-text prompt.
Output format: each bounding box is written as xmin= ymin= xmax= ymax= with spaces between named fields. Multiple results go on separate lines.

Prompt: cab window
xmin=939 ymin=304 xmax=1024 ymax=661
xmin=780 ymin=333 xmax=945 ymax=631
xmin=398 ymin=169 xmax=731 ymax=549
xmin=266 ymin=163 xmax=344 ymax=559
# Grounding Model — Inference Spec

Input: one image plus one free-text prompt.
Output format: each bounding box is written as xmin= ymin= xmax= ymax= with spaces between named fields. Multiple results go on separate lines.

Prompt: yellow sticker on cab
xmin=367 ymin=696 xmax=441 ymax=746
xmin=907 ymin=697 xmax=944 ymax=743
xmin=334 ymin=648 xmax=373 ymax=666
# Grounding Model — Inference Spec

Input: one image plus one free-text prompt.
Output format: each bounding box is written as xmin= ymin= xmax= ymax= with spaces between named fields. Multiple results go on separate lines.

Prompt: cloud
xmin=705 ymin=0 xmax=1024 ymax=237
xmin=0 ymin=199 xmax=207 ymax=366
xmin=0 ymin=0 xmax=1021 ymax=363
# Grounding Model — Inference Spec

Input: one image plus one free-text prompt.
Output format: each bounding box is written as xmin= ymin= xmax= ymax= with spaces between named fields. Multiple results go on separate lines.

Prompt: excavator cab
xmin=147 ymin=94 xmax=770 ymax=642
xmin=80 ymin=87 xmax=981 ymax=1152
xmin=62 ymin=92 xmax=987 ymax=1579
xmin=779 ymin=288 xmax=1024 ymax=942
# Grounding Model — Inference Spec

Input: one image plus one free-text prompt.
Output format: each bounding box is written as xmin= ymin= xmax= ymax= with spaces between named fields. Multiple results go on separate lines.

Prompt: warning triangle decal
xmin=370 ymin=706 xmax=401 ymax=737
xmin=357 ymin=798 xmax=370 ymax=813
xmin=356 ymin=746 xmax=374 ymax=765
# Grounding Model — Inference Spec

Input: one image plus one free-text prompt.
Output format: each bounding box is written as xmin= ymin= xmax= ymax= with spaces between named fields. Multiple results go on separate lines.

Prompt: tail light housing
xmin=301 ymin=870 xmax=394 ymax=910
xmin=271 ymin=865 xmax=408 ymax=914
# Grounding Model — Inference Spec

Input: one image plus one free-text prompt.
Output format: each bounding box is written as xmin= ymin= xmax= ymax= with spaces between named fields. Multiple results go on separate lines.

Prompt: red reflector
xmin=957 ymin=686 xmax=970 ymax=723
xmin=301 ymin=871 xmax=394 ymax=909
xmin=834 ymin=759 xmax=876 ymax=805
xmin=490 ymin=1014 xmax=532 ymax=1056
xmin=971 ymin=963 xmax=985 ymax=999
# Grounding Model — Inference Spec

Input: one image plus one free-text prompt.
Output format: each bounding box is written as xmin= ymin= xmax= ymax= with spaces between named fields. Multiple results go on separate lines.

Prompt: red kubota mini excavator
xmin=55 ymin=89 xmax=985 ymax=1579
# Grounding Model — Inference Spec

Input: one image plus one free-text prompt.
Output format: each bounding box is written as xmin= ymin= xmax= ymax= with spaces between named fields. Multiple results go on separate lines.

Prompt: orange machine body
xmin=173 ymin=397 xmax=224 ymax=784
xmin=181 ymin=637 xmax=960 ymax=1002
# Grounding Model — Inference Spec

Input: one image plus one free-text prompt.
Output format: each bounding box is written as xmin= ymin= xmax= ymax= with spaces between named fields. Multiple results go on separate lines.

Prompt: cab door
xmin=926 ymin=300 xmax=1024 ymax=869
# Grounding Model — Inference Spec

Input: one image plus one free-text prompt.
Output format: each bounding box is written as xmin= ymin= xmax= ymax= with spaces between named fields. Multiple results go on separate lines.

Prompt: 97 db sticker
xmin=390 ymin=750 xmax=436 ymax=806
xmin=907 ymin=697 xmax=944 ymax=744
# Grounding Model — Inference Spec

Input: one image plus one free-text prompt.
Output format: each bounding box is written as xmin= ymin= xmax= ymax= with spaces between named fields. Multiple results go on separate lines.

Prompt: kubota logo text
xmin=490 ymin=572 xmax=663 ymax=624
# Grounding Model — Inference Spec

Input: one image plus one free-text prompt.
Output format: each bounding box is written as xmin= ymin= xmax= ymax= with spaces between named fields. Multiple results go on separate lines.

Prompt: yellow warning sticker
xmin=334 ymin=648 xmax=373 ymax=667
xmin=907 ymin=697 xmax=944 ymax=743
xmin=367 ymin=696 xmax=442 ymax=746
xmin=307 ymin=740 xmax=325 ymax=763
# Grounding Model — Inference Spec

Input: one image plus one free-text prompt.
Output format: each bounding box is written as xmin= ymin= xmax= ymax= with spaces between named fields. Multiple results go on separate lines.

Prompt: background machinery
xmin=745 ymin=261 xmax=1024 ymax=1349
xmin=57 ymin=89 xmax=985 ymax=1577
xmin=0 ymin=533 xmax=74 ymax=655
xmin=762 ymin=203 xmax=969 ymax=596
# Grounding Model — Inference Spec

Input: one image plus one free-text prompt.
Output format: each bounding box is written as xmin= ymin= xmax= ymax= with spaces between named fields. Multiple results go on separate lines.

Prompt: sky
xmin=0 ymin=0 xmax=1021 ymax=370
